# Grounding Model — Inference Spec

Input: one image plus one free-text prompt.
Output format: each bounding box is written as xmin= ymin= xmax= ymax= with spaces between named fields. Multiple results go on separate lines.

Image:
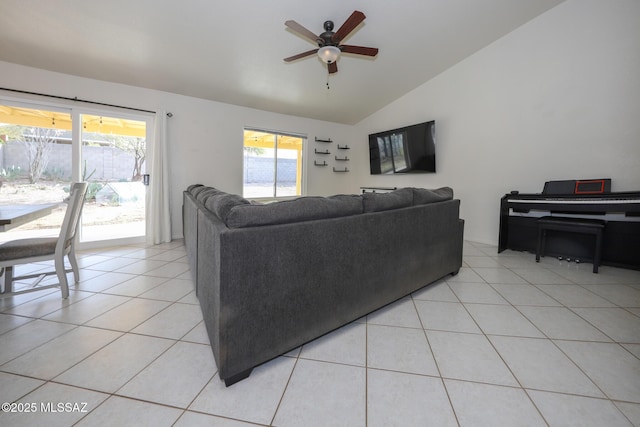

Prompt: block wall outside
xmin=0 ymin=141 xmax=138 ymax=181
xmin=243 ymin=156 xmax=297 ymax=184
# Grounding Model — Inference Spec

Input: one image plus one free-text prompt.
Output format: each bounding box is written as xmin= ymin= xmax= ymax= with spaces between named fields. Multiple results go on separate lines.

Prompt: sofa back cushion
xmin=226 ymin=195 xmax=363 ymax=228
xmin=187 ymin=184 xmax=204 ymax=194
xmin=189 ymin=184 xmax=207 ymax=198
xmin=189 ymin=184 xmax=454 ymax=227
xmin=362 ymin=188 xmax=413 ymax=213
xmin=196 ymin=187 xmax=225 ymax=204
xmin=412 ymin=187 xmax=454 ymax=205
xmin=204 ymin=193 xmax=251 ymax=223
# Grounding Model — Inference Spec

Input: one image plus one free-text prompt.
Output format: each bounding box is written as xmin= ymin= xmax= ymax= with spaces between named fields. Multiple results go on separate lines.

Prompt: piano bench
xmin=536 ymin=217 xmax=605 ymax=273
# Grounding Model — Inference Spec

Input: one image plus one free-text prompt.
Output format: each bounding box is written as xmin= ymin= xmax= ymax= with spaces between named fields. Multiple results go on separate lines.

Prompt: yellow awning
xmin=0 ymin=105 xmax=146 ymax=137
xmin=244 ymin=129 xmax=302 ymax=150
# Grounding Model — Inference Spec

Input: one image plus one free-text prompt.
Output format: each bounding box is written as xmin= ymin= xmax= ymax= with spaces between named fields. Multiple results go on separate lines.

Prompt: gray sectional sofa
xmin=183 ymin=185 xmax=464 ymax=386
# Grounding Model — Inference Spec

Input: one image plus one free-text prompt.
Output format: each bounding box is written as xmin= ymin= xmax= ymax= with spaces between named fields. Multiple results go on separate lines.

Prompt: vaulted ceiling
xmin=0 ymin=0 xmax=564 ymax=124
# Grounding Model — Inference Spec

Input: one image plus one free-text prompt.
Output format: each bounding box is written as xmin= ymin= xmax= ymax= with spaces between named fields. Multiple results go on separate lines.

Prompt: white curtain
xmin=146 ymin=111 xmax=172 ymax=244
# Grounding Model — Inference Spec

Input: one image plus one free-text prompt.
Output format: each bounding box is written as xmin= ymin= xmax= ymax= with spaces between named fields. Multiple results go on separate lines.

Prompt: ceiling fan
xmin=283 ymin=10 xmax=379 ymax=74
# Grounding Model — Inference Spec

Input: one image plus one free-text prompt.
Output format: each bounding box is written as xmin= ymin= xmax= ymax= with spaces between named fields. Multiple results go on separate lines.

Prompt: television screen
xmin=368 ymin=120 xmax=436 ymax=174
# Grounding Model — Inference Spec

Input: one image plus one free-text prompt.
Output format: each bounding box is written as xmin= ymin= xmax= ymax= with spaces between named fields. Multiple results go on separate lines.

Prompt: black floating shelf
xmin=314 ymin=149 xmax=330 ymax=155
xmin=333 ymin=167 xmax=349 ymax=173
xmin=337 ymin=144 xmax=350 ymax=150
xmin=315 ymin=137 xmax=333 ymax=143
xmin=314 ymin=160 xmax=328 ymax=166
xmin=335 ymin=156 xmax=349 ymax=161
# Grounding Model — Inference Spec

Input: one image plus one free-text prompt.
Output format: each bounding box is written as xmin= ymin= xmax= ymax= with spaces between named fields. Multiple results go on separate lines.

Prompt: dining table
xmin=0 ymin=203 xmax=58 ymax=232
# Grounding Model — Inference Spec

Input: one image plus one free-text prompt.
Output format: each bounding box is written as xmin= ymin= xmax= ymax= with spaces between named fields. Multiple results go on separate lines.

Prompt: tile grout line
xmin=410 ymin=290 xmax=461 ymax=426
xmin=1 ymin=240 xmax=639 ymax=425
xmin=467 ymin=251 xmax=638 ymax=422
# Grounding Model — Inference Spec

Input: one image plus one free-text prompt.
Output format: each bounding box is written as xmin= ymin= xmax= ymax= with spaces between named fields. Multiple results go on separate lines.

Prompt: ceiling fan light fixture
xmin=317 ymin=46 xmax=340 ymax=64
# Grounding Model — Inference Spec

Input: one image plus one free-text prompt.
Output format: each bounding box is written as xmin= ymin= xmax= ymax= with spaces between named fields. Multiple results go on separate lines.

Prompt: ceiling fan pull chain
xmin=326 ymin=70 xmax=331 ymax=90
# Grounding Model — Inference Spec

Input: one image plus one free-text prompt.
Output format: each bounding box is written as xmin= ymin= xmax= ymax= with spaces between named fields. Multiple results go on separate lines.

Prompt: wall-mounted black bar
xmin=360 ymin=186 xmax=397 ymax=193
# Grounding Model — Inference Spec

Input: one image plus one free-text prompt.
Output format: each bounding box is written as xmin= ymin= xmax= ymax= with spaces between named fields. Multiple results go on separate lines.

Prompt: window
xmin=243 ymin=129 xmax=305 ymax=199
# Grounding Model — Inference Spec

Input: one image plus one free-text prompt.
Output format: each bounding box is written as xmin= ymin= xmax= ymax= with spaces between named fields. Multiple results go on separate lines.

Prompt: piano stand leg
xmin=535 ymin=229 xmax=546 ymax=263
xmin=593 ymin=230 xmax=603 ymax=273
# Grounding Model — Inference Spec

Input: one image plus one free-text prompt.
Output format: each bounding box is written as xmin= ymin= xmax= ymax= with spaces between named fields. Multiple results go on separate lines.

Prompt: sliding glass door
xmin=79 ymin=113 xmax=147 ymax=242
xmin=0 ymin=99 xmax=150 ymax=245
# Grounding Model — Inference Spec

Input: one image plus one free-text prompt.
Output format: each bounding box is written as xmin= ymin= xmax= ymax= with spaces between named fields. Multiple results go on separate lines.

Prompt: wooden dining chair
xmin=0 ymin=182 xmax=88 ymax=299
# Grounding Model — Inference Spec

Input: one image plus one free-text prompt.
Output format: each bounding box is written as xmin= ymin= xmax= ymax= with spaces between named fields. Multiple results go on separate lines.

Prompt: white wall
xmin=2 ymin=0 xmax=639 ymax=245
xmin=352 ymin=0 xmax=640 ymax=245
xmin=0 ymin=61 xmax=353 ymax=239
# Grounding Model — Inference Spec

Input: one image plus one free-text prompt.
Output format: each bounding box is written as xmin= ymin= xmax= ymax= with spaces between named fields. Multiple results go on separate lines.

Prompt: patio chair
xmin=0 ymin=182 xmax=88 ymax=299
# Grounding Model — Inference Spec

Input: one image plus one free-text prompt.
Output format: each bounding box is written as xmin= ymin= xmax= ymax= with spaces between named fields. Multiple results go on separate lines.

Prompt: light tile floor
xmin=1 ymin=240 xmax=639 ymax=426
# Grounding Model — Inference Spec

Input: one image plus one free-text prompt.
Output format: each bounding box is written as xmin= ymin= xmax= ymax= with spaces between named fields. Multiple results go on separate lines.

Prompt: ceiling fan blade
xmin=332 ymin=10 xmax=366 ymax=43
xmin=328 ymin=62 xmax=338 ymax=74
xmin=284 ymin=49 xmax=318 ymax=62
xmin=340 ymin=45 xmax=379 ymax=57
xmin=285 ymin=20 xmax=321 ymax=45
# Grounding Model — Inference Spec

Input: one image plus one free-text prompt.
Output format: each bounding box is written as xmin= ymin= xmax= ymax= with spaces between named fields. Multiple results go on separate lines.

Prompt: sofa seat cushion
xmin=226 ymin=195 xmax=363 ymax=228
xmin=412 ymin=187 xmax=454 ymax=205
xmin=362 ymin=188 xmax=413 ymax=212
xmin=204 ymin=193 xmax=251 ymax=223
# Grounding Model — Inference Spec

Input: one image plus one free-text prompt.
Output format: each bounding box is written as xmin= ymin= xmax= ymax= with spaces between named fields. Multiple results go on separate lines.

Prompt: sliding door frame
xmin=1 ymin=91 xmax=155 ymax=248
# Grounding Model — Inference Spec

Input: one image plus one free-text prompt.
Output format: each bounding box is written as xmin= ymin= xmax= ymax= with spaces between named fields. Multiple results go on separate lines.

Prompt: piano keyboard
xmin=508 ymin=198 xmax=640 ymax=204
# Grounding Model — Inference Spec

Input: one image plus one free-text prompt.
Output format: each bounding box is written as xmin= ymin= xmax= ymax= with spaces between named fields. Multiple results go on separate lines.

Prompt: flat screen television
xmin=368 ymin=120 xmax=436 ymax=174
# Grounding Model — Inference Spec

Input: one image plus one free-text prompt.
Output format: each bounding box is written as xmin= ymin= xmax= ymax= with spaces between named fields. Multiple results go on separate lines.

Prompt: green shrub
xmin=86 ymin=182 xmax=103 ymax=201
xmin=0 ymin=165 xmax=23 ymax=180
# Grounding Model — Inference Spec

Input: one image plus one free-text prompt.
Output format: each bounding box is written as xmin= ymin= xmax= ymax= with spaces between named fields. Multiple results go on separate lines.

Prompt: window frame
xmin=242 ymin=127 xmax=307 ymax=201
